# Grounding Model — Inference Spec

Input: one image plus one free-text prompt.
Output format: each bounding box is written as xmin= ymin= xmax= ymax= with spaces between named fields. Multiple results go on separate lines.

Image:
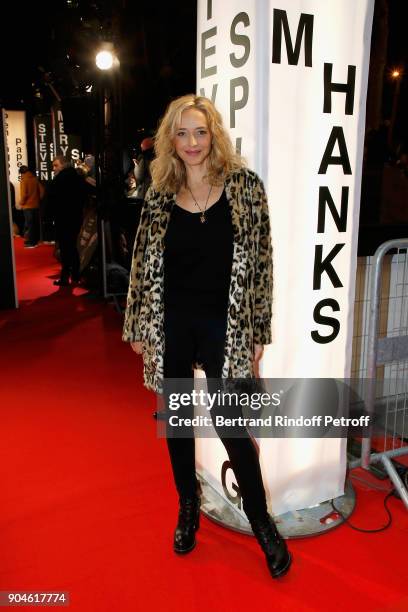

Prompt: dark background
xmin=1 ymin=1 xmax=406 ymax=141
xmin=0 ymin=0 xmax=196 ymax=143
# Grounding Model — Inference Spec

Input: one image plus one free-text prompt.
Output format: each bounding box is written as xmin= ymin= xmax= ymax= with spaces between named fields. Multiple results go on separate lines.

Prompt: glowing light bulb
xmin=96 ymin=50 xmax=114 ymax=71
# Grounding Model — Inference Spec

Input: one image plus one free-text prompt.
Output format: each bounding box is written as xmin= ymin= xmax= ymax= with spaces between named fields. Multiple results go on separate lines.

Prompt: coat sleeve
xmin=253 ymin=177 xmax=273 ymax=345
xmin=20 ymin=179 xmax=27 ymax=207
xmin=122 ymin=194 xmax=151 ymax=342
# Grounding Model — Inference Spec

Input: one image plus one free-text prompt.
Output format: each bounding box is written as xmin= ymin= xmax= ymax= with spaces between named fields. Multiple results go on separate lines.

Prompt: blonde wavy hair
xmin=150 ymin=94 xmax=245 ymax=193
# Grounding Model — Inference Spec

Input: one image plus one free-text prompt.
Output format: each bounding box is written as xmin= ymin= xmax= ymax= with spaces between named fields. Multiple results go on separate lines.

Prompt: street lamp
xmin=96 ymin=50 xmax=114 ymax=71
xmin=94 ymin=40 xmax=121 ymax=298
xmin=388 ymin=66 xmax=403 ymax=148
xmin=95 ymin=42 xmax=119 ymax=71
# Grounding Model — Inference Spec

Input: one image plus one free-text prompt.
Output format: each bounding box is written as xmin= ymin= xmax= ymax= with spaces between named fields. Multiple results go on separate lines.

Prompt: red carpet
xmin=0 ymin=238 xmax=407 ymax=612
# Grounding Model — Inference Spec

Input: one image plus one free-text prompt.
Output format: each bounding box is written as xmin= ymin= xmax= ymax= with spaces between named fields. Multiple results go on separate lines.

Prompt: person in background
xmin=76 ymin=155 xmax=96 ymax=189
xmin=48 ymin=155 xmax=87 ymax=286
xmin=84 ymin=154 xmax=96 ymax=182
xmin=10 ymin=182 xmax=25 ymax=238
xmin=19 ymin=165 xmax=44 ymax=248
xmin=132 ymin=137 xmax=154 ymax=201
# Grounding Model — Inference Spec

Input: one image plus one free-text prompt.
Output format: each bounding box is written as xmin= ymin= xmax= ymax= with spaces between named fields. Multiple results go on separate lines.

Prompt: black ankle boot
xmin=249 ymin=514 xmax=292 ymax=578
xmin=174 ymin=495 xmax=201 ymax=554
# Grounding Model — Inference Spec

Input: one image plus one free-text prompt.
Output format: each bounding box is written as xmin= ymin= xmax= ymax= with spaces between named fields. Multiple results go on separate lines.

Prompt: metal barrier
xmin=350 ymin=239 xmax=408 ymax=510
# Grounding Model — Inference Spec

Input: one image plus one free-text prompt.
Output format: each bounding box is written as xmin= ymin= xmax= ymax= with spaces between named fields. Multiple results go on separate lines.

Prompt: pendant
xmin=200 ymin=213 xmax=206 ymax=223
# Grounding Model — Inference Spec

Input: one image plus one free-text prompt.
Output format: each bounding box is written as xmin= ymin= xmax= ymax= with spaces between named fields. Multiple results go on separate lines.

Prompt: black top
xmin=164 ymin=190 xmax=233 ymax=313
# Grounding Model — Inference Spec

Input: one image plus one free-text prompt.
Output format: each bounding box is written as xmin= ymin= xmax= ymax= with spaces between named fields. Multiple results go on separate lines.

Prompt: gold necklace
xmin=187 ymin=184 xmax=213 ymax=223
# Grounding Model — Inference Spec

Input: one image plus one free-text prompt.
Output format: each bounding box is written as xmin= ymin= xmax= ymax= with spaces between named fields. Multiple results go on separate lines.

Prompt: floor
xmin=0 ymin=238 xmax=407 ymax=611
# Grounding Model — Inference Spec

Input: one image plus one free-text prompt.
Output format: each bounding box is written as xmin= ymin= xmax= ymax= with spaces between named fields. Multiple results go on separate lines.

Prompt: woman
xmin=123 ymin=94 xmax=292 ymax=579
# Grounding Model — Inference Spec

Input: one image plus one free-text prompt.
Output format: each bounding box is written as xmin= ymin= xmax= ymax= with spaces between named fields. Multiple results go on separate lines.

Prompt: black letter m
xmin=272 ymin=9 xmax=314 ymax=67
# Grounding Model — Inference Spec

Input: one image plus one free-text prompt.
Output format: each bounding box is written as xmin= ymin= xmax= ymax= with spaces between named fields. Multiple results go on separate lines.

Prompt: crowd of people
xmin=12 ymin=139 xmax=153 ymax=288
xmin=11 ymin=92 xmax=407 ymax=581
xmin=12 ymin=107 xmax=293 ymax=577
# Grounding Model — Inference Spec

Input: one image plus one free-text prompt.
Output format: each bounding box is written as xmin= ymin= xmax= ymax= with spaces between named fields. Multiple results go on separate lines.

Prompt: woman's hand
xmin=130 ymin=341 xmax=143 ymax=354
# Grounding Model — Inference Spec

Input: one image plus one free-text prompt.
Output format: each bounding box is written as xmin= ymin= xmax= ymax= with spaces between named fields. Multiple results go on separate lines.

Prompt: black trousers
xmin=57 ymin=229 xmax=80 ymax=281
xmin=163 ymin=306 xmax=268 ymax=521
xmin=23 ymin=209 xmax=40 ymax=245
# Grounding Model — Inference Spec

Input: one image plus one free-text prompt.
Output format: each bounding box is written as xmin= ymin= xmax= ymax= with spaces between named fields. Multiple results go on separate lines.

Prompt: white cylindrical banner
xmin=4 ymin=110 xmax=28 ymax=208
xmin=196 ymin=0 xmax=374 ymax=516
xmin=51 ymin=104 xmax=82 ymax=165
xmin=34 ymin=115 xmax=54 ymax=182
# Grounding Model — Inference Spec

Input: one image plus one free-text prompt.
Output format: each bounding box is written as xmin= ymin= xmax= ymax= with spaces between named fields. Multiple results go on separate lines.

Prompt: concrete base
xmin=198 ymin=475 xmax=355 ymax=538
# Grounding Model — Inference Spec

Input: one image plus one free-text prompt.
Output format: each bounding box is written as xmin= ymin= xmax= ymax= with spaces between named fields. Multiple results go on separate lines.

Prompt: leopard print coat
xmin=122 ymin=167 xmax=273 ymax=393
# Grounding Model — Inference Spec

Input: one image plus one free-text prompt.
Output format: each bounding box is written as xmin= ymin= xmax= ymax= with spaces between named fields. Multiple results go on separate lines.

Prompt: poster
xmin=196 ymin=0 xmax=374 ymax=516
